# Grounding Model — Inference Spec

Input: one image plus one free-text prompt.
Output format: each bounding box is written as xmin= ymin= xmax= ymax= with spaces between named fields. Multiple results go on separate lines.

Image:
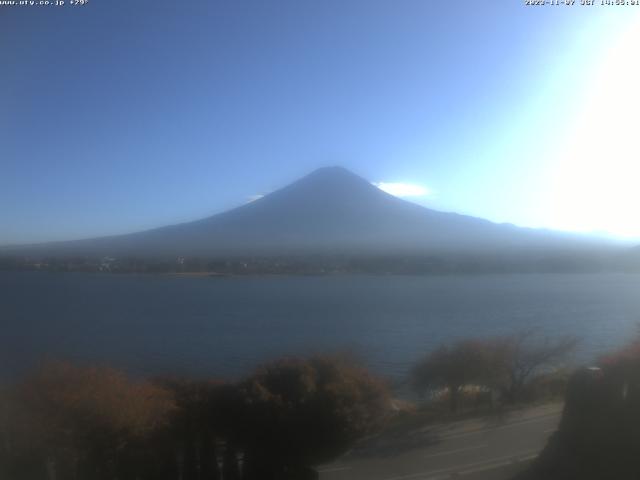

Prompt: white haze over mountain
xmin=372 ymin=182 xmax=432 ymax=198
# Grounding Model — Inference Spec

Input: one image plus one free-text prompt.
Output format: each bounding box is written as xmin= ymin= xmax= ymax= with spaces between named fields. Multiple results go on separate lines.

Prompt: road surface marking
xmin=456 ymin=453 xmax=538 ymax=476
xmin=442 ymin=414 xmax=560 ymax=440
xmin=318 ymin=466 xmax=352 ymax=473
xmin=423 ymin=443 xmax=488 ymax=459
xmin=382 ymin=449 xmax=539 ymax=480
xmin=423 ymin=409 xmax=561 ymax=435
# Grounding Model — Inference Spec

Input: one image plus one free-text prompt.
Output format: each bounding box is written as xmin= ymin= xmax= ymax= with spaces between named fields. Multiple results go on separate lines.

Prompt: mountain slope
xmin=2 ymin=167 xmax=612 ymax=258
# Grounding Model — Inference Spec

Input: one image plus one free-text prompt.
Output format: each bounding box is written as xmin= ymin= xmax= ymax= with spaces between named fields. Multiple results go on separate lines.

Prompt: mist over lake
xmin=2 ymin=271 xmax=638 ymax=383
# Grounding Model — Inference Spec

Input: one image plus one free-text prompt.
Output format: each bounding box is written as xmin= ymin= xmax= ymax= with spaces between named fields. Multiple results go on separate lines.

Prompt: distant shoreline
xmin=166 ymin=271 xmax=232 ymax=278
xmin=3 ymin=268 xmax=640 ymax=278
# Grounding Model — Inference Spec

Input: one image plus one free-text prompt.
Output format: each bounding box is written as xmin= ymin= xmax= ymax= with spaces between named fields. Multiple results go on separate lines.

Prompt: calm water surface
xmin=2 ymin=271 xmax=639 ymax=382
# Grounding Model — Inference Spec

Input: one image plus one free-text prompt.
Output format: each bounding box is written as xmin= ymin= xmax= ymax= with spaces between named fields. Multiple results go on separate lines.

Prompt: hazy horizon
xmin=1 ymin=165 xmax=637 ymax=248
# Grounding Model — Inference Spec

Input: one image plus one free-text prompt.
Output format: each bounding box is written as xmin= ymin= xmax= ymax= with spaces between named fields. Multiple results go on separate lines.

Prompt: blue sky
xmin=1 ymin=1 xmax=639 ymax=244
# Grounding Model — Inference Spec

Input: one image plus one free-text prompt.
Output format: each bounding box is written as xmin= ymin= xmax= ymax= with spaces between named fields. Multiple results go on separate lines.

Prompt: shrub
xmin=1 ymin=361 xmax=175 ymax=480
xmin=236 ymin=355 xmax=391 ymax=479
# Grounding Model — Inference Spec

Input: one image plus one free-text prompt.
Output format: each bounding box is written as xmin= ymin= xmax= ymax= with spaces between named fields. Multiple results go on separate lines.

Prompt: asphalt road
xmin=319 ymin=403 xmax=562 ymax=480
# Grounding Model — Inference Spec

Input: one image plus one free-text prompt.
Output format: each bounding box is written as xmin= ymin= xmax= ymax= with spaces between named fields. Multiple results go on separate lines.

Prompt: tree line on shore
xmin=0 ymin=331 xmax=577 ymax=480
xmin=2 ymin=250 xmax=633 ymax=275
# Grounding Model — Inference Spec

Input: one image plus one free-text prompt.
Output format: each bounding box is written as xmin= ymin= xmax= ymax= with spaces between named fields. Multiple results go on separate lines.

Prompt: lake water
xmin=2 ymin=271 xmax=640 ymax=384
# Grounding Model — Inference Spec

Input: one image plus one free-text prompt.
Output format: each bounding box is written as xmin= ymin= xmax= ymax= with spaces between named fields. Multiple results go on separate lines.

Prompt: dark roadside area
xmin=320 ymin=402 xmax=563 ymax=480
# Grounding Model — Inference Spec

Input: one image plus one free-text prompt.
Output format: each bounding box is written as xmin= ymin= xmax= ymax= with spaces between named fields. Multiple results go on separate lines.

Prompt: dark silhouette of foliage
xmin=519 ymin=338 xmax=640 ymax=479
xmin=235 ymin=355 xmax=391 ymax=479
xmin=149 ymin=377 xmax=242 ymax=480
xmin=0 ymin=361 xmax=175 ymax=480
xmin=0 ymin=356 xmax=390 ymax=480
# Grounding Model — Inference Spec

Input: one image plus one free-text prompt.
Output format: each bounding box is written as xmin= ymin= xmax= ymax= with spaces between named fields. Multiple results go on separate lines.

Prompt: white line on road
xmin=423 ymin=443 xmax=488 ymax=459
xmin=457 ymin=453 xmax=538 ymax=476
xmin=382 ymin=449 xmax=539 ymax=480
xmin=422 ymin=408 xmax=561 ymax=435
xmin=441 ymin=414 xmax=560 ymax=440
xmin=318 ymin=465 xmax=352 ymax=473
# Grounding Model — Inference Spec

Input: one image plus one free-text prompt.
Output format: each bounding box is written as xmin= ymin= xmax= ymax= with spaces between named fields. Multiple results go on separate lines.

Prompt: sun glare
xmin=549 ymin=15 xmax=640 ymax=238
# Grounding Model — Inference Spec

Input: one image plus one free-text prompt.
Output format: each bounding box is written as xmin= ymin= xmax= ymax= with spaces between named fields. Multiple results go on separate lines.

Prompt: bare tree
xmin=493 ymin=330 xmax=578 ymax=404
xmin=411 ymin=340 xmax=493 ymax=412
xmin=411 ymin=332 xmax=578 ymax=411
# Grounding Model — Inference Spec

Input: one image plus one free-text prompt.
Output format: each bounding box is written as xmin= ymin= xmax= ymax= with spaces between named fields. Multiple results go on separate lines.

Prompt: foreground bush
xmin=236 ymin=355 xmax=391 ymax=479
xmin=0 ymin=361 xmax=175 ymax=480
xmin=147 ymin=378 xmax=239 ymax=480
xmin=0 ymin=356 xmax=390 ymax=480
